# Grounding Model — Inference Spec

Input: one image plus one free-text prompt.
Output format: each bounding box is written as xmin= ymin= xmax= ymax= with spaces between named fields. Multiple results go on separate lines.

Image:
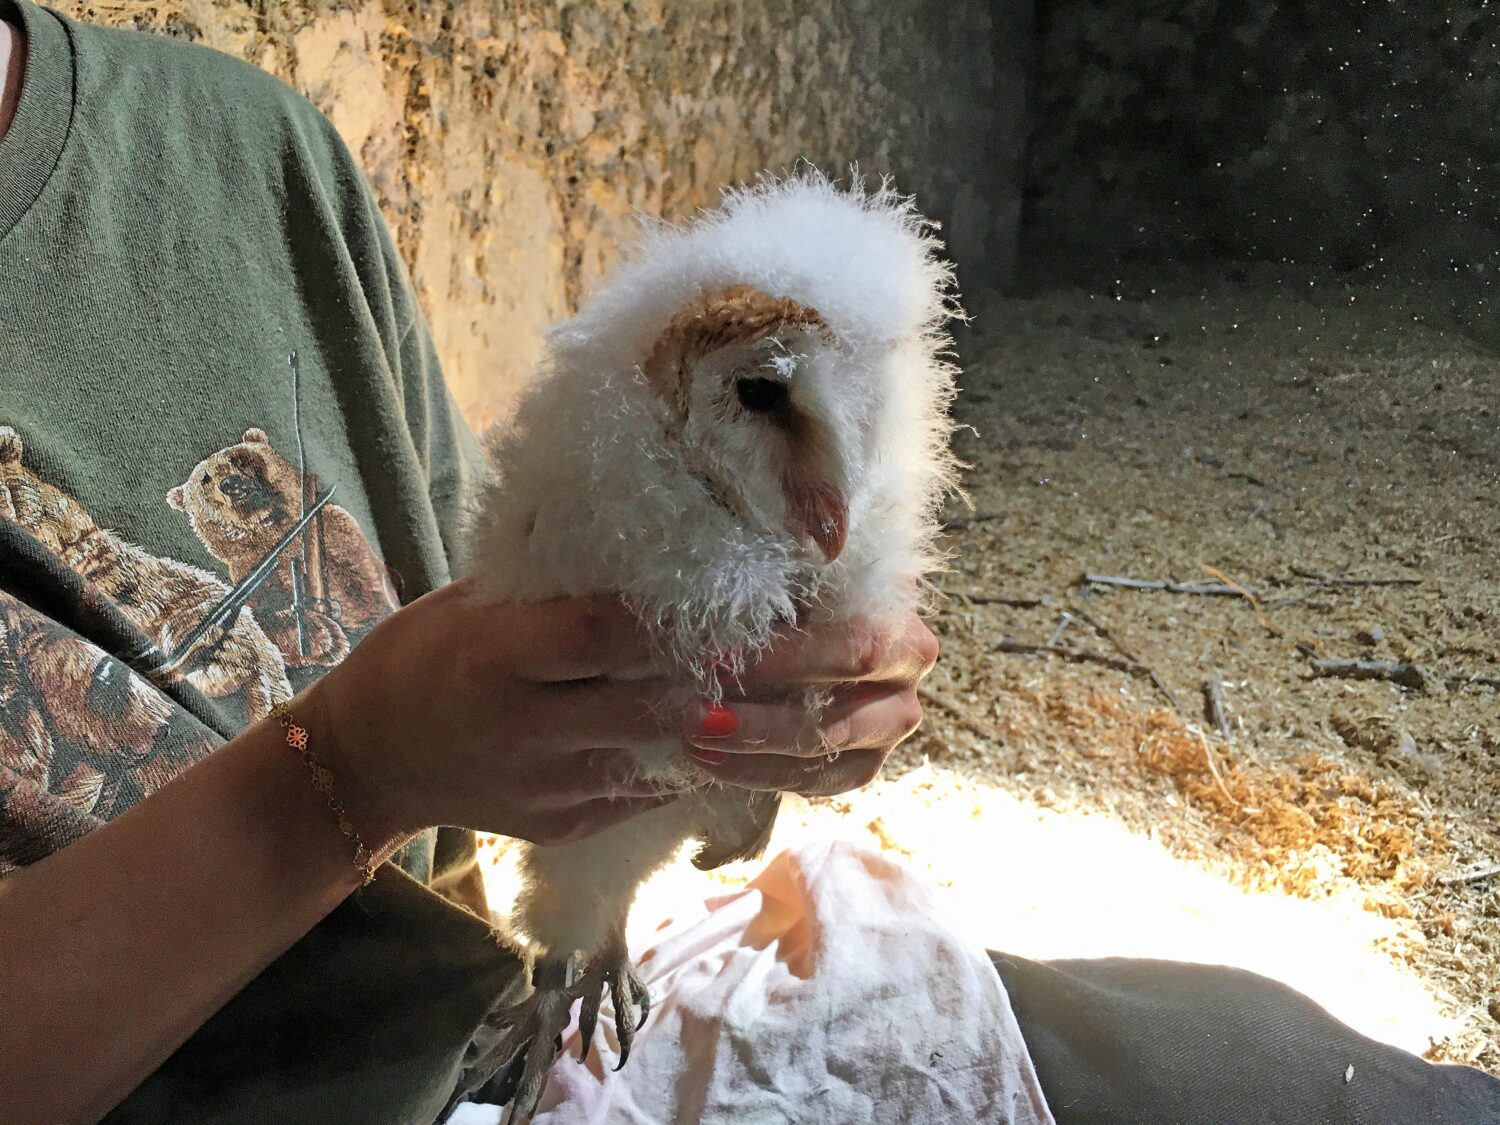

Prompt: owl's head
xmin=642 ymin=284 xmax=855 ymax=563
xmin=546 ymin=172 xmax=958 ymax=577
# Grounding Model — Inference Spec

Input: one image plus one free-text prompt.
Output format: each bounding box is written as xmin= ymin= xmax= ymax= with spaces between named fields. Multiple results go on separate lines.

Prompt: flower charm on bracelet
xmin=269 ymin=699 xmax=382 ymax=884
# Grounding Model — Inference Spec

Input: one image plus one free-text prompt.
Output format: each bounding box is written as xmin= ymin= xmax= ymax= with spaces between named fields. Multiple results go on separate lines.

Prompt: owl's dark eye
xmin=735 ymin=377 xmax=789 ymax=414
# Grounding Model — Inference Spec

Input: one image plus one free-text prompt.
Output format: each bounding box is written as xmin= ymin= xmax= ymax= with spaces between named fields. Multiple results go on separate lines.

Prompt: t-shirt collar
xmin=0 ymin=0 xmax=74 ymax=244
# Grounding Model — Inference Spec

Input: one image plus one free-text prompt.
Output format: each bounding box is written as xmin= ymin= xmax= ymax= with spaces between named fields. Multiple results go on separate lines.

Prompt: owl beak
xmin=785 ymin=473 xmax=848 ymax=563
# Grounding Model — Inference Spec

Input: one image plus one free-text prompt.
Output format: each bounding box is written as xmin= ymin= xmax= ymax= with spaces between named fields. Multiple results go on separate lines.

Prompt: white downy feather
xmin=464 ymin=170 xmax=960 ymax=960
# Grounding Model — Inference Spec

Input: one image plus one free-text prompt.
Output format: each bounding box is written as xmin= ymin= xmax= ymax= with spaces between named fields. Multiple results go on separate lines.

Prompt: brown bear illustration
xmin=0 ymin=592 xmax=215 ymax=823
xmin=0 ymin=763 xmax=97 ymax=875
xmin=167 ymin=429 xmax=397 ymax=668
xmin=0 ymin=599 xmax=56 ymax=791
xmin=0 ymin=427 xmax=292 ymax=720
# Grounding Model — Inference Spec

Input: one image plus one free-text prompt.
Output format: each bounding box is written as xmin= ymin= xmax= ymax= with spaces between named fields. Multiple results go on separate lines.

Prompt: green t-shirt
xmin=0 ymin=2 xmax=520 ymax=1119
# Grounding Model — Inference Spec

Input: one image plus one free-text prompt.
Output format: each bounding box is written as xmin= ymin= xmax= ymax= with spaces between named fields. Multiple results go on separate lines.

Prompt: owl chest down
xmin=444 ymin=175 xmax=959 ymax=1121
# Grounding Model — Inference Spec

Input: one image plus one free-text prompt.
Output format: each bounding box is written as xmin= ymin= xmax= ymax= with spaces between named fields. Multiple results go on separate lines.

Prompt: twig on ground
xmin=1262 ymin=588 xmax=1330 ymax=611
xmin=916 ymin=685 xmax=1000 ymax=745
xmin=1290 ymin=566 xmax=1423 ymax=588
xmin=1196 ymin=674 xmax=1240 ymax=807
xmin=1264 ymin=571 xmax=1424 ymax=610
xmin=1203 ymin=676 xmax=1232 ymax=739
xmin=990 ymin=637 xmax=1147 ymax=676
xmin=1438 ymin=862 xmax=1500 ymax=887
xmin=1202 ymin=564 xmax=1321 ymax=652
xmin=1046 ymin=612 xmax=1075 ymax=648
xmin=951 ymin=592 xmax=1048 ymax=609
xmin=1066 ymin=596 xmax=1184 ymax=714
xmin=1310 ymin=657 xmax=1428 ymax=690
xmin=1195 ymin=730 xmax=1242 ymax=809
xmin=1082 ymin=573 xmax=1256 ymax=597
xmin=1446 ymin=673 xmax=1500 ymax=691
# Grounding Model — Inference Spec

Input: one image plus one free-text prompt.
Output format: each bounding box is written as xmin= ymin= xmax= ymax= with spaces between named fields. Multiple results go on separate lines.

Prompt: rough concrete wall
xmin=1025 ymin=0 xmax=1500 ymax=278
xmin=57 ymin=1 xmax=1024 ymax=428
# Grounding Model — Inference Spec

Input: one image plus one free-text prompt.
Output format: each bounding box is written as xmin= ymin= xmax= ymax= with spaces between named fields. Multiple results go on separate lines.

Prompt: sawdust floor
xmin=907 ymin=259 xmax=1498 ymax=1072
xmin=480 ymin=260 xmax=1499 ymax=1077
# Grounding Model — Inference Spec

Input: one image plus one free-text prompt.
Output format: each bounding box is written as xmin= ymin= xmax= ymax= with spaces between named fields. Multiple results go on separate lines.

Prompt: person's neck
xmin=0 ymin=17 xmax=25 ymax=143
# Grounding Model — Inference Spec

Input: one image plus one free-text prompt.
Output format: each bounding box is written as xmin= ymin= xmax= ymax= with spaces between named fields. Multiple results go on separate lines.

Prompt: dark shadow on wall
xmin=1019 ymin=1 xmax=1500 ymax=283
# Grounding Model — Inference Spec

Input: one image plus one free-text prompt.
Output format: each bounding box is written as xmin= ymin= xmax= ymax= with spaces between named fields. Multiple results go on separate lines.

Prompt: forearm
xmin=0 ymin=709 xmax=367 ymax=1125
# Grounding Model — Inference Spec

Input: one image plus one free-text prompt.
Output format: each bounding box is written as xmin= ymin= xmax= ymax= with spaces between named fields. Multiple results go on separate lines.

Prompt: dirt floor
xmin=480 ymin=259 xmax=1499 ymax=1079
xmin=907 ymin=259 xmax=1499 ymax=1071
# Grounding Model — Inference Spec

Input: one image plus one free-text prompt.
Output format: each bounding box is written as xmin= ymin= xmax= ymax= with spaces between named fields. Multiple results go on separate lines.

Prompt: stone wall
xmin=56 ymin=1 xmax=1028 ymax=428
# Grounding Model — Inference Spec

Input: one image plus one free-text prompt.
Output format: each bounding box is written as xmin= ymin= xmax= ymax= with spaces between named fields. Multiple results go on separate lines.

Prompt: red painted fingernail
xmin=690 ymin=747 xmax=728 ymax=766
xmin=698 ymin=704 xmax=739 ymax=738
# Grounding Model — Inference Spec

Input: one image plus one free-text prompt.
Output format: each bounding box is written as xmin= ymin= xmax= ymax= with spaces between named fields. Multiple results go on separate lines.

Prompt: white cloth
xmin=452 ymin=839 xmax=1053 ymax=1124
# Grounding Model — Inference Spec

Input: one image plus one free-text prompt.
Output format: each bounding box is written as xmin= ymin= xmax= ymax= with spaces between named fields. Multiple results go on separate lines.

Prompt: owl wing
xmin=691 ymin=791 xmax=782 ymax=871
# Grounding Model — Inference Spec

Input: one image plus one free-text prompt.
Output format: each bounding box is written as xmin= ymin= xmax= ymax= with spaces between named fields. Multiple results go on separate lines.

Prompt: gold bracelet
xmin=269 ymin=699 xmax=382 ymax=885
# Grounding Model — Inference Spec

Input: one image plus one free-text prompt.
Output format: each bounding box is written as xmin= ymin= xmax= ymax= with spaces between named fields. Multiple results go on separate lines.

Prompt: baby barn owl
xmin=449 ymin=173 xmax=959 ymax=1120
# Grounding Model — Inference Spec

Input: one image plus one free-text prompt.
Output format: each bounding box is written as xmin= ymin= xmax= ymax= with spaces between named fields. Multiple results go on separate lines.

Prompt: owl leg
xmin=440 ymin=958 xmax=576 ymax=1124
xmin=440 ymin=930 xmax=654 ymax=1121
xmin=572 ymin=927 xmax=651 ymax=1069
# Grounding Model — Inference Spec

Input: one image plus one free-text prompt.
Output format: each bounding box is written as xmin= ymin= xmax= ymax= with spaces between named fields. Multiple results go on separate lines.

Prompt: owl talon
xmin=442 ymin=975 xmax=574 ymax=1124
xmin=577 ymin=984 xmax=603 ymax=1063
xmin=629 ymin=970 xmax=652 ymax=1031
xmin=566 ymin=935 xmax=653 ymax=1070
xmin=609 ymin=965 xmax=640 ymax=1070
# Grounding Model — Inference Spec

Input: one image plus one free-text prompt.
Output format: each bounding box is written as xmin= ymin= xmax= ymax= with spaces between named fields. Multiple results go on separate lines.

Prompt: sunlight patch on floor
xmin=481 ymin=761 xmax=1458 ymax=1059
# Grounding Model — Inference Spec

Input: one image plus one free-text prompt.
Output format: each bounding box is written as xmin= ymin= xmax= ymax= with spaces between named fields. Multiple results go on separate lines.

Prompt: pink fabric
xmin=458 ymin=840 xmax=1054 ymax=1124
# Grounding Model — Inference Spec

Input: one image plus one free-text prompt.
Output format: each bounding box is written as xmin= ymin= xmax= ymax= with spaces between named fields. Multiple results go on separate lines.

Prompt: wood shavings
xmin=921 ymin=268 xmax=1500 ymax=1075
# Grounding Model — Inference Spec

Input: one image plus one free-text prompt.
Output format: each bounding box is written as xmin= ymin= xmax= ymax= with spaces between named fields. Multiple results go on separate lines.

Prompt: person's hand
xmin=302 ymin=579 xmax=693 ymax=850
xmin=678 ymin=611 xmax=939 ymax=796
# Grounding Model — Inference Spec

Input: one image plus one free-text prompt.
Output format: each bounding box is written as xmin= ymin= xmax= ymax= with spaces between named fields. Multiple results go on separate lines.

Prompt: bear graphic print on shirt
xmin=167 ymin=428 xmax=398 ymax=669
xmin=0 ymin=419 xmax=399 ymax=874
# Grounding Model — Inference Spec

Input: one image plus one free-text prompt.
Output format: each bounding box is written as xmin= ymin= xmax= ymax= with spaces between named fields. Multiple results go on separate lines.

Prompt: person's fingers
xmin=790 ymin=748 xmax=887 ymax=797
xmin=447 ymin=582 xmax=651 ymax=682
xmin=532 ymin=746 xmax=704 ymax=804
xmin=690 ymin=747 xmax=885 ymax=795
xmin=543 ymin=677 xmax=680 ymax=750
xmin=515 ymin=596 xmax=655 ymax=682
xmin=545 ymin=793 xmax=683 ymax=844
xmin=681 ymin=682 xmax=923 ymax=759
xmin=735 ymin=611 xmax=939 ymax=687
